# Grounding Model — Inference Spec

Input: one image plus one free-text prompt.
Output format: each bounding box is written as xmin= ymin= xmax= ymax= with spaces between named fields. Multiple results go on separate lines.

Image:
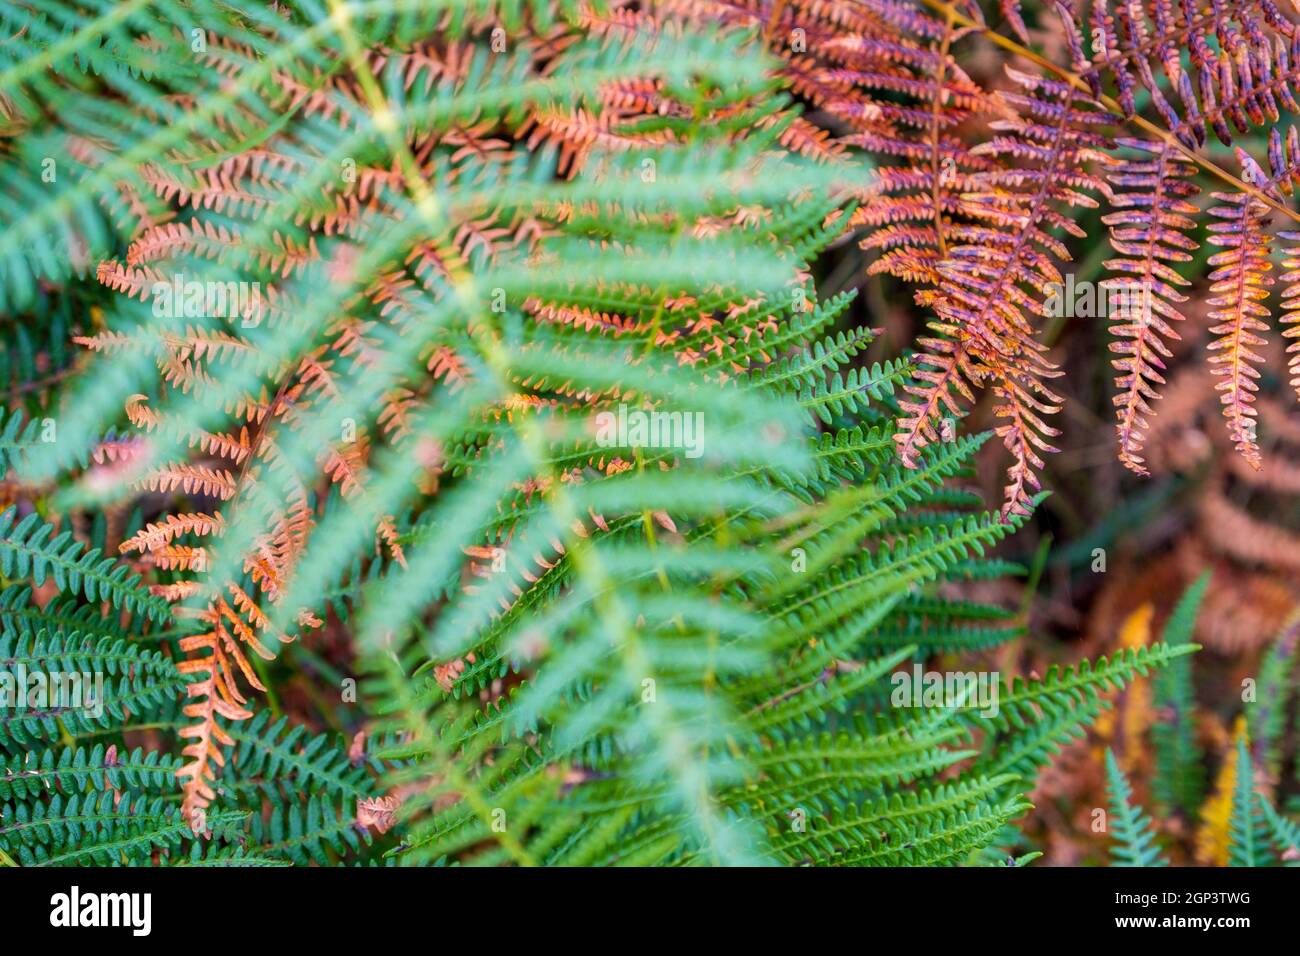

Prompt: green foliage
xmin=1257 ymin=795 xmax=1300 ymax=866
xmin=0 ymin=630 xmax=185 ymax=745
xmin=1104 ymin=749 xmax=1168 ymax=867
xmin=0 ymin=744 xmax=179 ymax=801
xmin=0 ymin=790 xmax=246 ymax=866
xmin=0 ymin=507 xmax=170 ymax=623
xmin=1228 ymin=734 xmax=1272 ymax=868
xmin=0 ymin=583 xmax=133 ymax=640
xmin=972 ymin=644 xmax=1196 ymax=783
xmin=1102 ymin=728 xmax=1300 ymax=868
xmin=1152 ymin=573 xmax=1209 ymax=816
xmin=351 ymin=390 xmax=1191 ymax=865
xmin=1251 ymin=612 xmax=1300 ymax=781
xmin=0 ymin=408 xmax=47 ymax=473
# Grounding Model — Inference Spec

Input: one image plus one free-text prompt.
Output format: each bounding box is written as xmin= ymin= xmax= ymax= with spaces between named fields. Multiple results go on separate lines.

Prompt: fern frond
xmin=1257 ymin=792 xmax=1300 ymax=864
xmin=0 ymin=507 xmax=171 ymax=623
xmin=1204 ymin=154 xmax=1276 ymax=469
xmin=0 ymin=744 xmax=180 ymax=803
xmin=0 ymin=789 xmax=246 ymax=866
xmin=895 ymin=68 xmax=1112 ymax=516
xmin=1103 ymin=137 xmax=1200 ymax=474
xmin=1152 ymin=573 xmax=1209 ymax=816
xmin=1228 ymin=733 xmax=1271 ymax=867
xmin=1104 ymin=748 xmax=1169 ymax=866
xmin=0 ymin=630 xmax=185 ymax=746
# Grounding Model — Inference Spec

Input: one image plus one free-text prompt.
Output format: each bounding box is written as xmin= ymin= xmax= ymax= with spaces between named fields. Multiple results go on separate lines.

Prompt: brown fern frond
xmin=376 ymin=515 xmax=408 ymax=568
xmin=1204 ymin=151 xmax=1276 ymax=469
xmin=1102 ymin=136 xmax=1200 ymax=475
xmin=1199 ymin=485 xmax=1300 ymax=572
xmin=426 ymin=345 xmax=475 ymax=389
xmin=139 ymin=462 xmax=239 ymax=500
xmin=1045 ymin=0 xmax=1299 ymax=147
xmin=520 ymin=107 xmax=675 ymax=178
xmin=176 ymin=652 xmax=248 ymax=828
xmin=146 ymin=545 xmax=210 ymax=572
xmin=658 ymin=0 xmax=1002 ymax=302
xmin=1225 ymin=445 xmax=1300 ymax=492
xmin=94 ymin=260 xmax=164 ymax=300
xmin=526 ymin=299 xmax=647 ymax=336
xmin=121 ymin=512 xmax=226 ymax=554
xmin=91 ymin=436 xmax=149 ymax=465
xmin=1278 ymin=235 xmax=1300 ymax=403
xmin=1271 ymin=127 xmax=1300 ymax=403
xmin=761 ymin=111 xmax=846 ymax=162
xmin=176 ymin=636 xmax=255 ymax=819
xmin=126 ymin=219 xmax=238 ymax=267
xmin=896 ymin=67 xmax=1112 ymax=516
xmin=321 ymin=443 xmax=368 ymax=499
xmin=999 ymin=0 xmax=1033 ymax=44
xmin=189 ymin=426 xmax=254 ymax=465
xmin=356 ymin=795 xmax=402 ymax=834
xmin=74 ymin=330 xmax=140 ymax=354
xmin=151 ymin=580 xmax=205 ymax=602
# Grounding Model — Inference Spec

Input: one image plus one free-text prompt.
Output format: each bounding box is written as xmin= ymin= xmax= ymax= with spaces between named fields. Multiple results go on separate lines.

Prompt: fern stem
xmin=930 ymin=7 xmax=957 ymax=259
xmin=68 ymin=721 xmax=184 ymax=742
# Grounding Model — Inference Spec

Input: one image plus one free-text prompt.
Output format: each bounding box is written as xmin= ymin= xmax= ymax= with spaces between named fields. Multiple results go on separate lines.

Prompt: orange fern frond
xmin=1274 ymin=125 xmax=1300 ymax=403
xmin=176 ymin=653 xmax=249 ymax=829
xmin=138 ymin=462 xmax=239 ymax=500
xmin=121 ymin=512 xmax=226 ymax=554
xmin=95 ymin=260 xmax=164 ymax=300
xmin=1204 ymin=152 xmax=1276 ymax=469
xmin=146 ymin=545 xmax=210 ymax=572
xmin=1199 ymin=485 xmax=1300 ymax=572
xmin=126 ymin=219 xmax=241 ymax=267
xmin=91 ymin=435 xmax=149 ymax=465
xmin=896 ymin=68 xmax=1112 ymax=516
xmin=1102 ymin=137 xmax=1200 ymax=475
xmin=376 ymin=514 xmax=407 ymax=568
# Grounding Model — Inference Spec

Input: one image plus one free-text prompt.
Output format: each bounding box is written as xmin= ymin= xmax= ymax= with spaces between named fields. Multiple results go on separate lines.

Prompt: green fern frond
xmin=1256 ymin=793 xmax=1300 ymax=865
xmin=972 ymin=644 xmax=1198 ymax=780
xmin=1251 ymin=610 xmax=1300 ymax=780
xmin=0 ymin=630 xmax=185 ymax=746
xmin=0 ymin=743 xmax=180 ymax=802
xmin=0 ymin=584 xmax=129 ymax=639
xmin=0 ymin=508 xmax=171 ymax=623
xmin=1104 ymin=749 xmax=1168 ymax=867
xmin=0 ymin=407 xmax=49 ymax=472
xmin=0 ymin=0 xmax=1211 ymax=872
xmin=0 ymin=789 xmax=245 ymax=866
xmin=1228 ymin=734 xmax=1271 ymax=868
xmin=1152 ymin=573 xmax=1209 ymax=816
xmin=173 ymin=843 xmax=293 ymax=867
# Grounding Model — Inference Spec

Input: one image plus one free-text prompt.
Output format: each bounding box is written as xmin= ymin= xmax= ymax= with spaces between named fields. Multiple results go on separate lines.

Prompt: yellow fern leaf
xmin=1195 ymin=717 xmax=1247 ymax=865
